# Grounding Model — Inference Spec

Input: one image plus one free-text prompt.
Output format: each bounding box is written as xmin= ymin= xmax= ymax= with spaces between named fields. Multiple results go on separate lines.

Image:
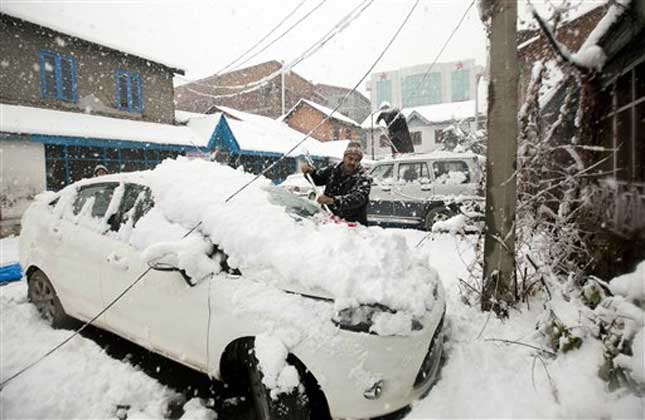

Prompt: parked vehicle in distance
xmin=367 ymin=151 xmax=485 ymax=231
xmin=19 ymin=159 xmax=446 ymax=420
xmin=279 ymin=173 xmax=317 ymax=200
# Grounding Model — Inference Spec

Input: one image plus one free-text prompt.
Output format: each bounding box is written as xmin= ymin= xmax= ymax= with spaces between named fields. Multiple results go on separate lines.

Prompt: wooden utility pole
xmin=481 ymin=0 xmax=518 ymax=315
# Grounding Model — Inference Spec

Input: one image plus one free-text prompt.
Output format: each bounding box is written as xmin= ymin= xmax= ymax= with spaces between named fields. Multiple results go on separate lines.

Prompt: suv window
xmin=398 ymin=162 xmax=430 ymax=182
xmin=432 ymin=160 xmax=470 ymax=184
xmin=370 ymin=164 xmax=394 ymax=181
xmin=118 ymin=183 xmax=153 ymax=228
xmin=72 ymin=183 xmax=118 ymax=217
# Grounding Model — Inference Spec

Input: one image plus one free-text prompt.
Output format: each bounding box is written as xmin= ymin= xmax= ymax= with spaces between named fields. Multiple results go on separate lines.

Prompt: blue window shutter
xmin=71 ymin=57 xmax=78 ymax=102
xmin=39 ymin=52 xmax=47 ymax=98
xmin=135 ymin=74 xmax=143 ymax=113
xmin=126 ymin=72 xmax=133 ymax=112
xmin=54 ymin=55 xmax=63 ymax=100
xmin=39 ymin=51 xmax=58 ymax=98
xmin=115 ymin=70 xmax=122 ymax=109
xmin=60 ymin=56 xmax=75 ymax=101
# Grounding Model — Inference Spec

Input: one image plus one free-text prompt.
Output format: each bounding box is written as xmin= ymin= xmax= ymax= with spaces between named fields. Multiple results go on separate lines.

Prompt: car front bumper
xmin=292 ymin=301 xmax=446 ymax=419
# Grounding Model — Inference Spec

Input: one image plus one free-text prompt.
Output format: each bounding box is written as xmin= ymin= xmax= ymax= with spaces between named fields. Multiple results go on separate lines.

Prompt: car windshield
xmin=263 ymin=185 xmax=321 ymax=219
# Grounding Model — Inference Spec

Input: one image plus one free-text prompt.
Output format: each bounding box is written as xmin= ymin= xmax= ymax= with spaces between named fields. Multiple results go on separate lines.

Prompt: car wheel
xmin=243 ymin=343 xmax=311 ymax=420
xmin=28 ymin=270 xmax=72 ymax=328
xmin=424 ymin=207 xmax=452 ymax=231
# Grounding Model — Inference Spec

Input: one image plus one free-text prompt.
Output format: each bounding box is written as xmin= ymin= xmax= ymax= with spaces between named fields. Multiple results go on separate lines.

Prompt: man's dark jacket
xmin=376 ymin=109 xmax=415 ymax=154
xmin=310 ymin=163 xmax=371 ymax=225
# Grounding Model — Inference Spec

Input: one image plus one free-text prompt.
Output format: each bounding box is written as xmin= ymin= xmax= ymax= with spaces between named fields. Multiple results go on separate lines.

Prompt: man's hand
xmin=317 ymin=194 xmax=335 ymax=206
xmin=301 ymin=163 xmax=315 ymax=175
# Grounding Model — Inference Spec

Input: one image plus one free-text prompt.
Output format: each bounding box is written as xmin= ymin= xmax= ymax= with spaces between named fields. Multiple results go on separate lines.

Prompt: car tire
xmin=27 ymin=270 xmax=73 ymax=328
xmin=243 ymin=342 xmax=311 ymax=420
xmin=424 ymin=207 xmax=453 ymax=231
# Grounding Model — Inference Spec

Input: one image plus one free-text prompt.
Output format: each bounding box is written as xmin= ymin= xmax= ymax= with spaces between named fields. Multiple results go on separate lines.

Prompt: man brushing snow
xmin=301 ymin=142 xmax=371 ymax=225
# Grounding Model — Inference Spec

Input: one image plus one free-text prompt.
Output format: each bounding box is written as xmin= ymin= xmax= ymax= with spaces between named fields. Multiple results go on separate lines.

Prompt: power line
xmin=183 ymin=0 xmax=374 ymax=101
xmin=0 ymin=223 xmax=202 ymax=390
xmin=214 ymin=0 xmax=309 ymax=76
xmin=176 ymin=0 xmax=328 ymax=89
xmin=224 ymin=0 xmax=422 ymax=204
xmin=379 ymin=0 xmax=477 ymax=132
xmin=229 ymin=0 xmax=329 ymax=72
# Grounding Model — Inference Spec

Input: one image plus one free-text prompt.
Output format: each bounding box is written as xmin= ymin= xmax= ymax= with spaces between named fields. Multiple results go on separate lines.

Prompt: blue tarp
xmin=0 ymin=263 xmax=22 ymax=284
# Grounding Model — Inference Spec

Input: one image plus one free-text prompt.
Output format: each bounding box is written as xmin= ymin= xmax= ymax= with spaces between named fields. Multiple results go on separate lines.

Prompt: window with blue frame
xmin=39 ymin=51 xmax=77 ymax=102
xmin=44 ymin=143 xmax=184 ymax=191
xmin=451 ymin=69 xmax=470 ymax=102
xmin=115 ymin=70 xmax=143 ymax=113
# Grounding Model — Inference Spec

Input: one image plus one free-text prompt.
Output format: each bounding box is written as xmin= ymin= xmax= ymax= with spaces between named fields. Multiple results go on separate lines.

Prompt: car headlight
xmin=333 ymin=304 xmax=423 ymax=334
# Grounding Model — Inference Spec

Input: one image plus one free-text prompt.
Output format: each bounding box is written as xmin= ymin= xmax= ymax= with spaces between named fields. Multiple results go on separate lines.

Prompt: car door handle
xmin=107 ymin=253 xmax=129 ymax=271
xmin=380 ymin=187 xmax=391 ymax=192
xmin=421 ymin=186 xmax=433 ymax=191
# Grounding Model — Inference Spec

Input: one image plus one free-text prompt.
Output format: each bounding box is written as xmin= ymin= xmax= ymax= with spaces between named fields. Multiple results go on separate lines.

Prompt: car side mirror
xmin=147 ymin=254 xmax=195 ymax=287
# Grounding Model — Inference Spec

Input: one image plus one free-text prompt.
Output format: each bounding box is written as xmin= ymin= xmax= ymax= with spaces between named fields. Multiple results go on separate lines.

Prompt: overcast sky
xmin=3 ymin=0 xmax=606 ymax=94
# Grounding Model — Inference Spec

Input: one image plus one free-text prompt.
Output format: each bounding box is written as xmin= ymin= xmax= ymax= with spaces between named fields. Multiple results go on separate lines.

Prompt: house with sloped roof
xmin=0 ymin=11 xmax=188 ymax=234
xmin=279 ymin=98 xmax=363 ymax=142
xmin=175 ymin=60 xmax=326 ymax=119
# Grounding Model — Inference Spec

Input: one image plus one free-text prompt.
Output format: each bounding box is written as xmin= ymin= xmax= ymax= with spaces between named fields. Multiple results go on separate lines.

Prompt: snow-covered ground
xmin=1 ymin=233 xmax=642 ymax=418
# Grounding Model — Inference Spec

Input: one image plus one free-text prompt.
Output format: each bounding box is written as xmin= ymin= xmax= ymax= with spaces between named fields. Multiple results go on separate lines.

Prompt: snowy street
xmin=1 ymin=232 xmax=640 ymax=419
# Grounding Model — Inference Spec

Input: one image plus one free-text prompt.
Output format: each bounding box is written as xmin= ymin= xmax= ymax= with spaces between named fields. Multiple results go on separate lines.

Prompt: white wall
xmin=1 ymin=139 xmax=46 ymax=221
xmin=369 ymin=60 xmax=484 ymax=110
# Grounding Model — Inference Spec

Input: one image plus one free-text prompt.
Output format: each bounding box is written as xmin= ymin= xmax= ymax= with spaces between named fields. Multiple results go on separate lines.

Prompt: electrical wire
xmin=0 ymin=226 xmax=200 ymax=389
xmin=224 ymin=0 xmax=421 ymax=204
xmin=183 ymin=0 xmax=373 ymax=100
xmin=214 ymin=0 xmax=309 ymax=76
xmin=175 ymin=0 xmax=328 ymax=89
xmin=378 ymin=0 xmax=477 ymax=133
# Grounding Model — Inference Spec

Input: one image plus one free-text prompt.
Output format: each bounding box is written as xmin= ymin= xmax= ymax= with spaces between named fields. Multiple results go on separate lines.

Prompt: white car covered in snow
xmin=19 ymin=158 xmax=446 ymax=420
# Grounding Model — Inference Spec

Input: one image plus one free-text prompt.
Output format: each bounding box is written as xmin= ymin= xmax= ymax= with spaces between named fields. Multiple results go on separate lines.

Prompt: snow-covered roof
xmin=176 ymin=105 xmax=349 ymax=160
xmin=175 ymin=110 xmax=206 ymax=124
xmin=283 ymin=99 xmax=361 ymax=127
xmin=224 ymin=113 xmax=347 ymax=159
xmin=1 ymin=103 xmax=203 ymax=146
xmin=2 ymin=8 xmax=185 ymax=73
xmin=361 ymin=99 xmax=486 ymax=129
xmin=539 ymin=0 xmax=632 ymax=108
xmin=374 ymin=150 xmax=481 ymax=164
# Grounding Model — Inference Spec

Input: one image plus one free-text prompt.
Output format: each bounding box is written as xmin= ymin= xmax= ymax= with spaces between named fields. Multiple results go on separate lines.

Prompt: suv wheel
xmin=28 ymin=270 xmax=73 ymax=328
xmin=424 ymin=207 xmax=452 ymax=231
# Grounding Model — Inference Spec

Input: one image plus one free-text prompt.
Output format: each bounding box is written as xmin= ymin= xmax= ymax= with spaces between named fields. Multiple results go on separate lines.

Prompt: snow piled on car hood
xmin=133 ymin=158 xmax=440 ymax=318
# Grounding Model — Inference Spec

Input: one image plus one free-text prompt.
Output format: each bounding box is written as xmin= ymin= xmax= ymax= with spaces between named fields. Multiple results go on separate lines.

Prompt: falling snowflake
xmin=1 ymin=60 xmax=9 ymax=68
xmin=55 ymin=37 xmax=66 ymax=47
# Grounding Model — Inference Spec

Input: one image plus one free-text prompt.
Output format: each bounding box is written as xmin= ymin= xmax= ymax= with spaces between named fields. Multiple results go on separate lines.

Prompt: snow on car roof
xmin=1 ymin=103 xmax=203 ymax=146
xmin=373 ymin=150 xmax=481 ymax=163
xmin=59 ymin=158 xmax=440 ymax=319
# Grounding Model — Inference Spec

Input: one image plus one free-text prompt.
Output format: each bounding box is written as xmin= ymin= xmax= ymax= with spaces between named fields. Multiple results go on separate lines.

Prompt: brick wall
xmin=518 ymin=6 xmax=607 ymax=102
xmin=284 ymin=103 xmax=361 ymax=142
xmin=175 ymin=61 xmax=326 ymax=118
